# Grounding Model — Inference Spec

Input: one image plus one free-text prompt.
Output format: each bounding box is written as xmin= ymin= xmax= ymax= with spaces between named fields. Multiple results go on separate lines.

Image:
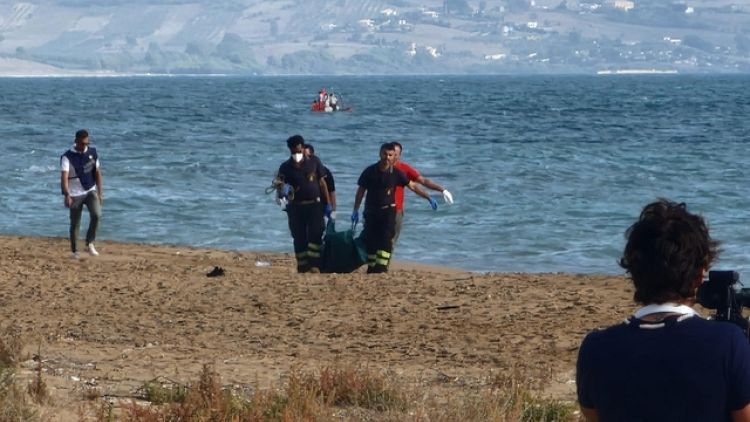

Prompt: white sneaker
xmin=86 ymin=243 xmax=99 ymax=256
xmin=71 ymin=252 xmax=80 ymax=259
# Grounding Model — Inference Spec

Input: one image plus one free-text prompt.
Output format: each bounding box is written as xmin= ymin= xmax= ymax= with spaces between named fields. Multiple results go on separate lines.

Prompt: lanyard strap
xmin=634 ymin=303 xmax=697 ymax=319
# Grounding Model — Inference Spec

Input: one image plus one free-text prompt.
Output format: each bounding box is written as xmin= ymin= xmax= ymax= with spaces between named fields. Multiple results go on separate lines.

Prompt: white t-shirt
xmin=60 ymin=146 xmax=100 ymax=197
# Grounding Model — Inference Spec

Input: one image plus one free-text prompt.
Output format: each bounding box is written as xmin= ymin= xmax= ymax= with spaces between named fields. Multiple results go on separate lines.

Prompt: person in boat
xmin=576 ymin=198 xmax=750 ymax=422
xmin=329 ymin=91 xmax=338 ymax=111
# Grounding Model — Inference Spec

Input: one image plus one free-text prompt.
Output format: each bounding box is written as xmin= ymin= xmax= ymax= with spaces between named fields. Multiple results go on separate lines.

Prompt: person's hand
xmin=330 ymin=211 xmax=337 ymax=220
xmin=324 ymin=204 xmax=332 ymax=218
xmin=64 ymin=195 xmax=73 ymax=208
xmin=282 ymin=184 xmax=291 ymax=197
xmin=442 ymin=189 xmax=454 ymax=204
xmin=98 ymin=192 xmax=104 ymax=205
xmin=276 ymin=197 xmax=288 ymax=208
xmin=351 ymin=210 xmax=359 ymax=224
xmin=429 ymin=197 xmax=438 ymax=210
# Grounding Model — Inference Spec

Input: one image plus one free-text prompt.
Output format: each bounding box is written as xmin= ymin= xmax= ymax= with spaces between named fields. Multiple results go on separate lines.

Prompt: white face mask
xmin=292 ymin=152 xmax=304 ymax=163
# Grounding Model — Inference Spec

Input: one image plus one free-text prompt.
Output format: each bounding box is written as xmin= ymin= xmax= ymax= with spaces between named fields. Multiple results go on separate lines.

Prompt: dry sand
xmin=0 ymin=235 xmax=637 ymax=420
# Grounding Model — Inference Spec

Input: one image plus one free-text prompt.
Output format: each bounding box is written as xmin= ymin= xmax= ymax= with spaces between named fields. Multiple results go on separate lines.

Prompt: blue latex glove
xmin=324 ymin=203 xmax=332 ymax=218
xmin=429 ymin=197 xmax=438 ymax=210
xmin=351 ymin=210 xmax=359 ymax=224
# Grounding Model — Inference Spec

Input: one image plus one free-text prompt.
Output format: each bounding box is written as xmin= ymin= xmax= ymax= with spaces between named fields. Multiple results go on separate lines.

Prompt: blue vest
xmin=62 ymin=147 xmax=98 ymax=191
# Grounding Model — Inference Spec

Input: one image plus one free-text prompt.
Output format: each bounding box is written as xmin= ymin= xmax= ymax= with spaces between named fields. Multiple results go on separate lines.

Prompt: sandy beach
xmin=0 ymin=235 xmax=637 ymax=420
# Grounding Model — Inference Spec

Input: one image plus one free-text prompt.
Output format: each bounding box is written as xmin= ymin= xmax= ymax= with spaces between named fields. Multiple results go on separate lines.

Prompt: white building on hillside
xmin=358 ymin=19 xmax=375 ymax=28
xmin=613 ymin=0 xmax=635 ymax=11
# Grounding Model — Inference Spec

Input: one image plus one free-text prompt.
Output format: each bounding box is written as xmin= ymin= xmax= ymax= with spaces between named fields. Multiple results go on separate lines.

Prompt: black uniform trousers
xmin=286 ymin=202 xmax=325 ymax=272
xmin=363 ymin=207 xmax=396 ymax=273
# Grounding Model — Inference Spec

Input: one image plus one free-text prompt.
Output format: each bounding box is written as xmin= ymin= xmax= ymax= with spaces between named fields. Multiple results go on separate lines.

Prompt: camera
xmin=697 ymin=270 xmax=750 ymax=336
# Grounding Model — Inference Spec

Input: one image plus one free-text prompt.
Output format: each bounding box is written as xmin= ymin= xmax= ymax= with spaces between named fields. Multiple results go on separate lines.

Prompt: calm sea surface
xmin=2 ymin=75 xmax=749 ymax=277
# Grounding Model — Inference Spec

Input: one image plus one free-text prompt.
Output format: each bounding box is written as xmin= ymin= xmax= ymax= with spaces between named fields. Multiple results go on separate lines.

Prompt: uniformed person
xmin=352 ymin=142 xmax=437 ymax=273
xmin=303 ymin=143 xmax=336 ymax=219
xmin=276 ymin=135 xmax=332 ymax=273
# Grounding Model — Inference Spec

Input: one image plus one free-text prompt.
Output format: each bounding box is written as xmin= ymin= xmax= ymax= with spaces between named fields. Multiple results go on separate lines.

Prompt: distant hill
xmin=0 ymin=0 xmax=748 ymax=74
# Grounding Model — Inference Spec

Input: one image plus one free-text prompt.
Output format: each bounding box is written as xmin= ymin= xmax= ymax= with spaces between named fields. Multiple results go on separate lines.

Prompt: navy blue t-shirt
xmin=577 ymin=315 xmax=750 ymax=421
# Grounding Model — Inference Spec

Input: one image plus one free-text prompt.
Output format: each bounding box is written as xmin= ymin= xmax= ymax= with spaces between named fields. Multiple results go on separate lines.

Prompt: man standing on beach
xmin=392 ymin=142 xmax=453 ymax=246
xmin=303 ymin=143 xmax=336 ymax=220
xmin=352 ymin=142 xmax=437 ymax=273
xmin=60 ymin=129 xmax=103 ymax=258
xmin=277 ymin=135 xmax=332 ymax=273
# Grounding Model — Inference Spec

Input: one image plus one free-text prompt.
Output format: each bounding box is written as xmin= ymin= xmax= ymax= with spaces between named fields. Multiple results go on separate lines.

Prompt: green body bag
xmin=321 ymin=220 xmax=367 ymax=273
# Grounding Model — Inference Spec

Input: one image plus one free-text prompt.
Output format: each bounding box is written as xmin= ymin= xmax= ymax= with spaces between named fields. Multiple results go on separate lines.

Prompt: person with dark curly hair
xmin=577 ymin=199 xmax=750 ymax=422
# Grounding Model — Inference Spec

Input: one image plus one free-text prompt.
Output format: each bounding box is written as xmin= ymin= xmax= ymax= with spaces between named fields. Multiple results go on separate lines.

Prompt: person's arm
xmin=353 ymin=186 xmax=365 ymax=211
xmin=95 ymin=166 xmax=103 ymax=204
xmin=61 ymin=170 xmax=73 ymax=208
xmin=351 ymin=186 xmax=365 ymax=223
xmin=406 ymin=180 xmax=431 ymax=202
xmin=60 ymin=155 xmax=73 ymax=208
xmin=416 ymin=174 xmax=453 ymax=203
xmin=415 ymin=175 xmax=445 ymax=193
xmin=326 ymin=170 xmax=337 ymax=211
xmin=580 ymin=407 xmax=599 ymax=422
xmin=319 ymin=178 xmax=331 ymax=205
xmin=314 ymin=159 xmax=330 ymax=205
xmin=274 ymin=170 xmax=285 ymax=198
xmin=402 ymin=162 xmax=452 ymax=204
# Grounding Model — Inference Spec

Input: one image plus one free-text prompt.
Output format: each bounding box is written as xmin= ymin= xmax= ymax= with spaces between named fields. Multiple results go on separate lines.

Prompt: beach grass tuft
xmin=87 ymin=364 xmax=577 ymax=421
xmin=0 ymin=328 xmax=40 ymax=421
xmin=26 ymin=358 xmax=49 ymax=405
xmin=0 ymin=362 xmax=39 ymax=421
xmin=138 ymin=379 xmax=188 ymax=405
xmin=313 ymin=365 xmax=409 ymax=412
xmin=0 ymin=325 xmax=23 ymax=367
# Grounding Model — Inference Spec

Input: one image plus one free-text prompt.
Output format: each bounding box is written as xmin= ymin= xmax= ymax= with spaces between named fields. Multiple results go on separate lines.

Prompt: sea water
xmin=1 ymin=74 xmax=749 ymax=277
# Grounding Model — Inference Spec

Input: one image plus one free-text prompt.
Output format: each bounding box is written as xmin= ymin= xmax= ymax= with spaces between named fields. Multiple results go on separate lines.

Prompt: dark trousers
xmin=69 ymin=190 xmax=101 ymax=253
xmin=363 ymin=208 xmax=396 ymax=273
xmin=286 ymin=202 xmax=324 ymax=272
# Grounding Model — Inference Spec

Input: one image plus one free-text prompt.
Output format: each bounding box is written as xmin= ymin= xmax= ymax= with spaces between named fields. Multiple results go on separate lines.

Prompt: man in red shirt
xmin=392 ymin=142 xmax=454 ymax=245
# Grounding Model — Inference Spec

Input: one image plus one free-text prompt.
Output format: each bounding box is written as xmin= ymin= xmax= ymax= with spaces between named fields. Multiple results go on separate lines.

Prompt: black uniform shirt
xmin=320 ymin=166 xmax=336 ymax=206
xmin=323 ymin=166 xmax=335 ymax=193
xmin=357 ymin=163 xmax=409 ymax=212
xmin=278 ymin=156 xmax=326 ymax=202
